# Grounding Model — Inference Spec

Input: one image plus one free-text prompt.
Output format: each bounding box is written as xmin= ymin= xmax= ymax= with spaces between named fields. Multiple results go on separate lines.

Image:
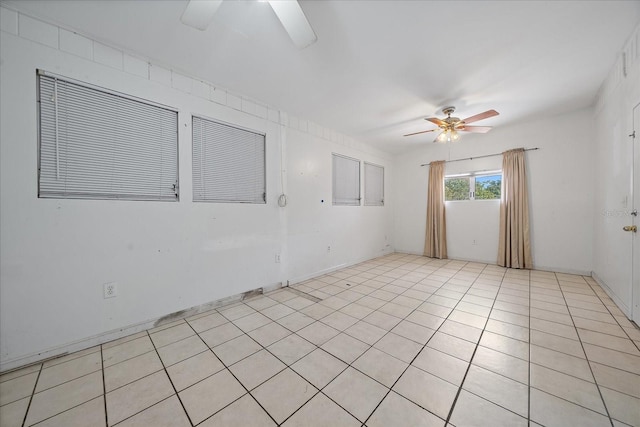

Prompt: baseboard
xmin=531 ymin=264 xmax=591 ymax=276
xmin=0 ymin=320 xmax=157 ymax=374
xmin=444 ymin=255 xmax=497 ymax=265
xmin=392 ymin=249 xmax=424 ymax=257
xmin=2 ymin=249 xmax=395 ymax=373
xmin=0 ymin=282 xmax=284 ymax=374
xmin=394 ymin=249 xmax=593 ymax=276
xmin=393 ymin=250 xmax=494 ymax=265
xmin=591 ymin=272 xmax=631 ymax=317
xmin=288 ymin=264 xmax=348 ymax=286
xmin=288 ymin=249 xmax=394 ymax=286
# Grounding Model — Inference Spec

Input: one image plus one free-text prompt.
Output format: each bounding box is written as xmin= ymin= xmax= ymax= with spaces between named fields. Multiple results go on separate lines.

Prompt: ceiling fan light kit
xmin=404 ymin=106 xmax=499 ymax=143
xmin=437 ymin=128 xmax=460 ymax=143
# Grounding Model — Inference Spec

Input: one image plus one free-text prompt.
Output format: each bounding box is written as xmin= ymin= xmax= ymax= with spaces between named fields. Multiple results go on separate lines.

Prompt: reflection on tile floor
xmin=1 ymin=253 xmax=640 ymax=426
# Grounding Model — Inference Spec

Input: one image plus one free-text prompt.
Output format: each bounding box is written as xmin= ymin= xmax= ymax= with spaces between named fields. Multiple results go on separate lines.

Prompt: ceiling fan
xmin=404 ymin=107 xmax=499 ymax=143
xmin=180 ymin=0 xmax=317 ymax=49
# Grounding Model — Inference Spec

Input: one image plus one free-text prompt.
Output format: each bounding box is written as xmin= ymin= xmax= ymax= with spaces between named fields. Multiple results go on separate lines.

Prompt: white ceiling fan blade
xmin=268 ymin=1 xmax=317 ymax=49
xmin=181 ymin=0 xmax=223 ymax=31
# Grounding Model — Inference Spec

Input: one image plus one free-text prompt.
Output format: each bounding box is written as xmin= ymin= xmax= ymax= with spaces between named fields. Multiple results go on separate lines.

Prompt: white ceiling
xmin=6 ymin=0 xmax=640 ymax=154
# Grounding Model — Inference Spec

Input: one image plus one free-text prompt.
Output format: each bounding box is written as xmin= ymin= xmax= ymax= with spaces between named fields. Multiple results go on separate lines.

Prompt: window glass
xmin=445 ymin=177 xmax=470 ymax=201
xmin=475 ymin=174 xmax=502 ymax=200
xmin=444 ymin=172 xmax=502 ymax=201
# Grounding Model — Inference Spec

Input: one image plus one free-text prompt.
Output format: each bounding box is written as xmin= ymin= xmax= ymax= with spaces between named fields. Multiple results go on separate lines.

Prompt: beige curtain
xmin=424 ymin=160 xmax=447 ymax=259
xmin=498 ymin=148 xmax=532 ymax=268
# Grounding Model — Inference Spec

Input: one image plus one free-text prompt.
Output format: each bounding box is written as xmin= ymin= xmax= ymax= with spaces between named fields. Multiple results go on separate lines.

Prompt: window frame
xmin=191 ymin=115 xmax=266 ymax=204
xmin=332 ymin=153 xmax=361 ymax=206
xmin=444 ymin=170 xmax=502 ymax=201
xmin=36 ymin=69 xmax=180 ymax=202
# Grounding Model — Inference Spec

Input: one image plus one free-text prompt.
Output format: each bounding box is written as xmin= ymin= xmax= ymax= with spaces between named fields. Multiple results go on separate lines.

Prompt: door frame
xmin=632 ymin=102 xmax=639 ymax=323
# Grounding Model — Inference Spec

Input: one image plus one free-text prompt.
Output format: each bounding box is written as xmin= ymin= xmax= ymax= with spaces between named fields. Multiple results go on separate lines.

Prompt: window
xmin=38 ymin=71 xmax=179 ymax=201
xmin=332 ymin=154 xmax=360 ymax=206
xmin=474 ymin=173 xmax=502 ymax=200
xmin=364 ymin=162 xmax=384 ymax=206
xmin=192 ymin=116 xmax=265 ymax=203
xmin=444 ymin=177 xmax=470 ymax=201
xmin=444 ymin=171 xmax=502 ymax=201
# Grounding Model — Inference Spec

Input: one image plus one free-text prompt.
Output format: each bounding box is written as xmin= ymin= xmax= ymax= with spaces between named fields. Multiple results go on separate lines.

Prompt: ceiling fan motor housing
xmin=441 ymin=107 xmax=460 ymax=127
xmin=402 ymin=106 xmax=497 ymax=138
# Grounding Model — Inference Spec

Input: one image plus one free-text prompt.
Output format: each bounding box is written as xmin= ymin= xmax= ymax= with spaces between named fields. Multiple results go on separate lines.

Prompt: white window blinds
xmin=332 ymin=154 xmax=360 ymax=206
xmin=364 ymin=162 xmax=384 ymax=206
xmin=38 ymin=72 xmax=178 ymax=201
xmin=192 ymin=116 xmax=266 ymax=203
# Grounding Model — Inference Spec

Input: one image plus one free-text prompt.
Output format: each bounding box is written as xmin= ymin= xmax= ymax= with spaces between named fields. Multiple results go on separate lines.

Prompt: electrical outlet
xmin=103 ymin=282 xmax=118 ymax=299
xmin=472 ymin=239 xmax=477 ymax=245
xmin=327 ymin=245 xmax=331 ymax=253
xmin=275 ymin=253 xmax=281 ymax=263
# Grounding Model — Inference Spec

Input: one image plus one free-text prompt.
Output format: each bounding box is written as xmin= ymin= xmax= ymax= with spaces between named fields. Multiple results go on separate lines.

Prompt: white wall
xmin=286 ymin=129 xmax=393 ymax=283
xmin=592 ymin=25 xmax=640 ymax=318
xmin=0 ymin=13 xmax=393 ymax=370
xmin=393 ymin=108 xmax=595 ymax=274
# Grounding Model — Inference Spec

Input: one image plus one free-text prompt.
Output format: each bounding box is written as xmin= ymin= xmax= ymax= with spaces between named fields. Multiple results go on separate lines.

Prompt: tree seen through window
xmin=444 ymin=173 xmax=501 ymax=201
xmin=444 ymin=177 xmax=470 ymax=200
xmin=475 ymin=174 xmax=501 ymax=199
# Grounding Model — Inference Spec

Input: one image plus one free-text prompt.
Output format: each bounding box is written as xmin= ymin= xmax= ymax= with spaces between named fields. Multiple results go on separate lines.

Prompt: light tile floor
xmin=1 ymin=253 xmax=640 ymax=426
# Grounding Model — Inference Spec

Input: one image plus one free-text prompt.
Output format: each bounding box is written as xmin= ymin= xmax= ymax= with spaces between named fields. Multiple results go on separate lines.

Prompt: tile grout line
xmin=182 ymin=316 xmax=282 ymax=427
xmin=98 ymin=331 xmax=198 ymax=427
xmin=530 ymin=297 xmax=638 ymax=353
xmin=19 ymin=363 xmax=42 ymax=427
xmin=276 ymin=364 xmax=350 ymax=425
xmin=215 ymin=263 xmax=496 ymax=425
xmin=261 ymin=259 xmax=457 ymax=423
xmin=280 ymin=260 xmax=444 ymax=425
xmin=281 ymin=257 xmax=459 ymax=425
xmin=451 ymin=276 xmax=535 ymax=398
xmin=262 ymin=287 xmax=379 ymax=425
xmin=360 ymin=260 xmax=499 ymax=425
xmin=553 ymin=273 xmax=615 ymax=427
xmin=276 ymin=259 xmax=435 ymax=424
xmin=102 ymin=335 xmax=163 ymax=369
xmin=17 ymin=376 xmax=104 ymax=426
xmin=227 ymin=346 xmax=313 ymax=426
xmin=284 ymin=286 xmax=322 ymax=303
xmin=107 ymin=268 xmax=482 ymax=427
xmin=145 ymin=329 xmax=196 ymax=427
xmin=528 ymin=269 xmax=532 ymax=427
xmin=100 ymin=344 xmax=108 ymax=427
xmin=0 ymin=368 xmax=39 ymax=386
xmin=12 ymin=347 xmax=99 ymax=375
xmin=583 ymin=276 xmax=640 ymax=353
xmin=442 ymin=263 xmax=510 ymax=425
xmin=101 ymin=359 xmax=170 ymax=396
xmin=17 ymin=356 xmax=106 ymax=397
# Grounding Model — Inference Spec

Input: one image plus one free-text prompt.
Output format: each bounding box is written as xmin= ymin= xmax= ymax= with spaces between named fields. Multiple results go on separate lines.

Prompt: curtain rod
xmin=420 ymin=147 xmax=539 ymax=167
